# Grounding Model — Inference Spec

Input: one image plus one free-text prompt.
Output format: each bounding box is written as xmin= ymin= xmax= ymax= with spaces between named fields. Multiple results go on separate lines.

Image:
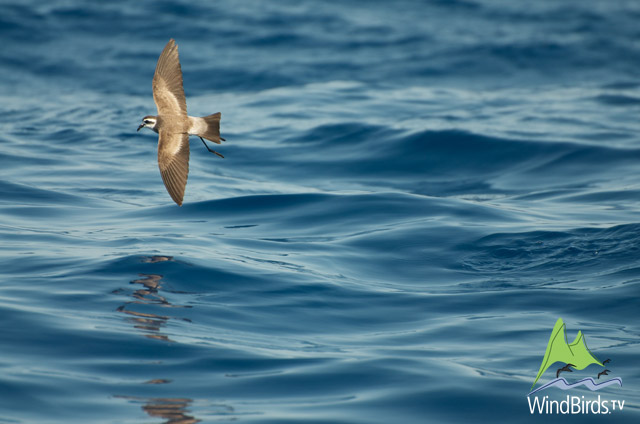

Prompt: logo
xmin=527 ymin=318 xmax=624 ymax=415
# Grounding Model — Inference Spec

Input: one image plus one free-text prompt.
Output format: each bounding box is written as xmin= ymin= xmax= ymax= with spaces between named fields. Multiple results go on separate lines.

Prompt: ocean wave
xmin=247 ymin=123 xmax=640 ymax=197
xmin=460 ymin=223 xmax=640 ymax=278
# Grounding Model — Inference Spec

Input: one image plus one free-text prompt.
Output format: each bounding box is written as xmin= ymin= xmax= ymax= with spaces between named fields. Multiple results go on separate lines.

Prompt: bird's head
xmin=137 ymin=116 xmax=158 ymax=132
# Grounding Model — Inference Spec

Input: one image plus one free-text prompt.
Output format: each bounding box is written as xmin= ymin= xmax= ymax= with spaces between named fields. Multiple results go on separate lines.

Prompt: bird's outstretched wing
xmin=158 ymin=131 xmax=189 ymax=206
xmin=153 ymin=39 xmax=187 ymax=117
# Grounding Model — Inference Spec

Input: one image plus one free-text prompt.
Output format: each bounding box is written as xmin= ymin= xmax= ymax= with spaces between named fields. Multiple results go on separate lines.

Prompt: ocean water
xmin=1 ymin=0 xmax=640 ymax=422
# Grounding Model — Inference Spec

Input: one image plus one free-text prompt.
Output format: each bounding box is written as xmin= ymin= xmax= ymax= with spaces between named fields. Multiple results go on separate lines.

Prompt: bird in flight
xmin=556 ymin=363 xmax=575 ymax=378
xmin=597 ymin=369 xmax=610 ymax=379
xmin=137 ymin=39 xmax=225 ymax=206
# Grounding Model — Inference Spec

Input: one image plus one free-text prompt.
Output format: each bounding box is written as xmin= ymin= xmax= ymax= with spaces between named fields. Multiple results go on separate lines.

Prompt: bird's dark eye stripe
xmin=144 ymin=120 xmax=152 ymax=124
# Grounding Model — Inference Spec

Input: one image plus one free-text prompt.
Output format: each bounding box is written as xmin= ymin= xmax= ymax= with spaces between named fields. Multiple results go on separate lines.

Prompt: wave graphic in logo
xmin=529 ymin=377 xmax=623 ymax=396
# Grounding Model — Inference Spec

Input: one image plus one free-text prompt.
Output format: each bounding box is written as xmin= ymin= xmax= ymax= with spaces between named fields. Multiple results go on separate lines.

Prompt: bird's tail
xmin=198 ymin=112 xmax=225 ymax=144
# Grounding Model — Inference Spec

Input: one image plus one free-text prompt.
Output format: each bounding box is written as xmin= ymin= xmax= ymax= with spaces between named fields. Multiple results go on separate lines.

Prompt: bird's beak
xmin=137 ymin=123 xmax=144 ymax=132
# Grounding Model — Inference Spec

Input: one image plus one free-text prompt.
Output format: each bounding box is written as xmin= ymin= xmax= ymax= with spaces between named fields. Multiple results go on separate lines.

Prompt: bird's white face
xmin=137 ymin=116 xmax=157 ymax=132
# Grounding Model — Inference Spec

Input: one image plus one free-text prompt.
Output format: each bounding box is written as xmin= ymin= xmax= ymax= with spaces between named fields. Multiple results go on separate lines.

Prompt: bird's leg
xmin=199 ymin=137 xmax=224 ymax=158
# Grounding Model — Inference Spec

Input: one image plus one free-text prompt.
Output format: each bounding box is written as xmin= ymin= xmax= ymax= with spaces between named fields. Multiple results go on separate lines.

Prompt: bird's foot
xmin=199 ymin=137 xmax=224 ymax=158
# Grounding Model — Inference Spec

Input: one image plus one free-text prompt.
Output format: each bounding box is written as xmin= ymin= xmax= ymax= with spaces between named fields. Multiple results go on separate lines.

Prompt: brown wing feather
xmin=153 ymin=39 xmax=187 ymax=117
xmin=158 ymin=132 xmax=190 ymax=206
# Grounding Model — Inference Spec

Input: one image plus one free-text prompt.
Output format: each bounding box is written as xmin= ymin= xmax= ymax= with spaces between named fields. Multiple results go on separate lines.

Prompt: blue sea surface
xmin=1 ymin=0 xmax=640 ymax=422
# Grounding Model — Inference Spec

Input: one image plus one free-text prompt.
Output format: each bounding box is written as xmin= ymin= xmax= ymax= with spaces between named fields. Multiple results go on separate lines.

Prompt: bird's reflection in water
xmin=143 ymin=398 xmax=200 ymax=424
xmin=116 ymin=256 xmax=190 ymax=341
xmin=142 ymin=255 xmax=175 ymax=263
xmin=116 ymin=394 xmax=240 ymax=423
xmin=113 ymin=256 xmax=239 ymax=423
xmin=115 ymin=395 xmax=201 ymax=424
xmin=114 ymin=257 xmax=202 ymax=422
